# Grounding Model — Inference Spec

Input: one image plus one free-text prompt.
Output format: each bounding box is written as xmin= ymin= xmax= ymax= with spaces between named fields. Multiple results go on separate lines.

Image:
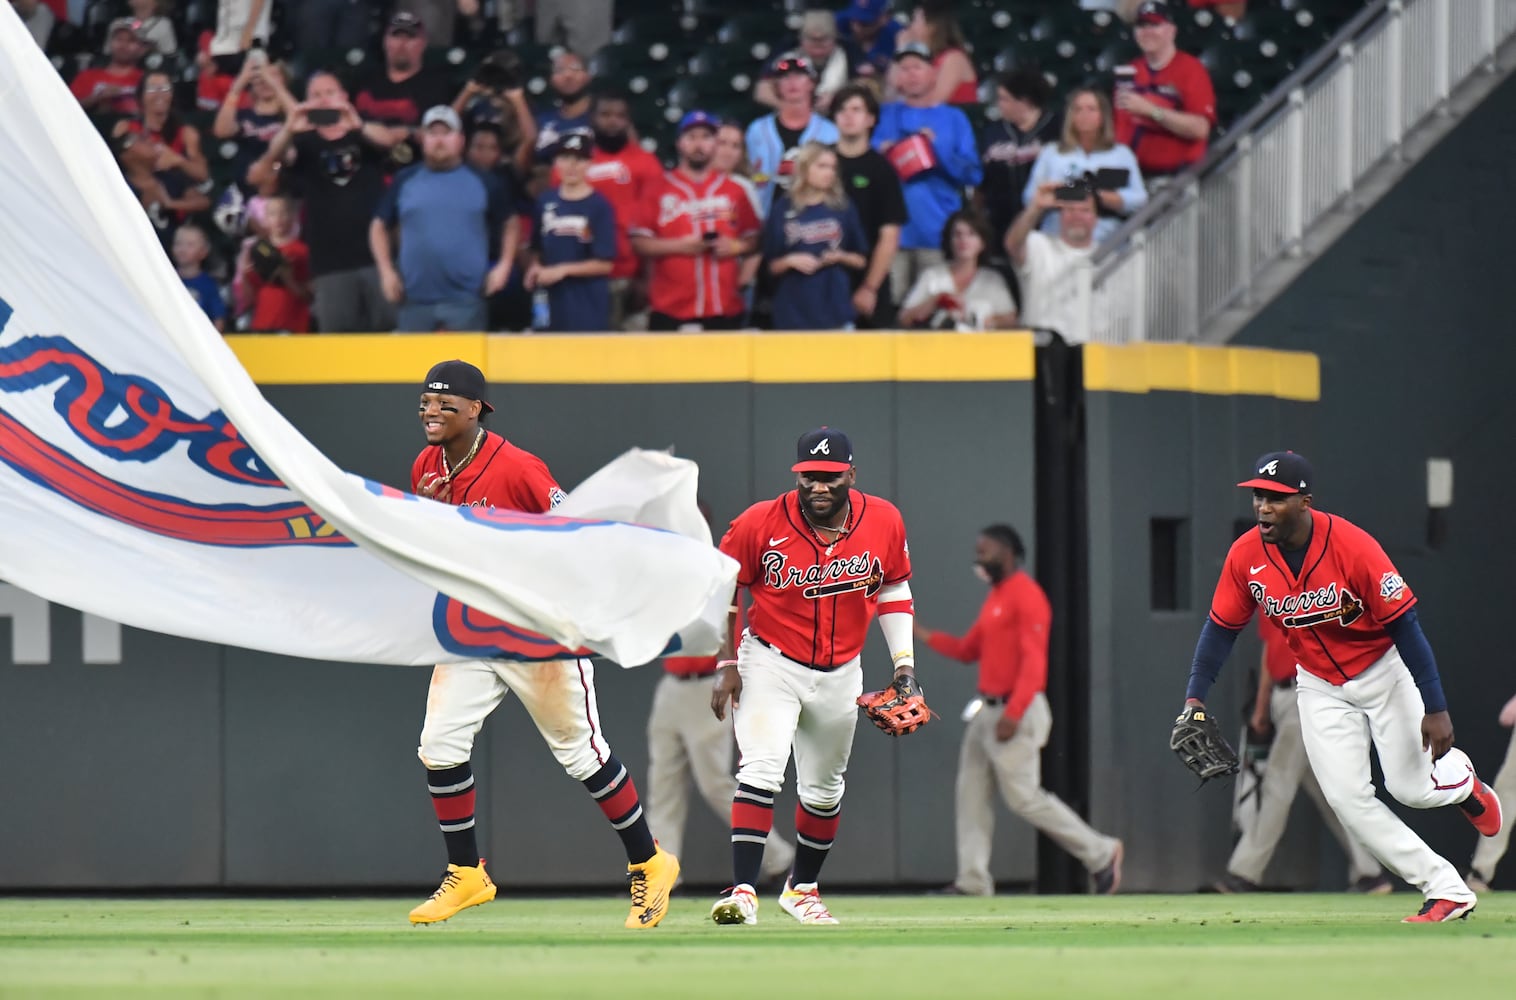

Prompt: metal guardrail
xmin=1064 ymin=0 xmax=1515 ymax=344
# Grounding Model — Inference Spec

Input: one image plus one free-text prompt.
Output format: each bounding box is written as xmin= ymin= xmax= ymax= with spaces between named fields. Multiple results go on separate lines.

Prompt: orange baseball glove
xmin=856 ymin=675 xmax=935 ymax=736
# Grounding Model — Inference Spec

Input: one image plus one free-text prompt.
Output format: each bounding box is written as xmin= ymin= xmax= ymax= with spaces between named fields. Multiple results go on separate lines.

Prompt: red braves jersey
xmin=552 ymin=144 xmax=664 ymax=280
xmin=410 ymin=431 xmax=566 ymax=512
xmin=630 ymin=169 xmax=760 ymax=320
xmin=925 ymin=570 xmax=1051 ymax=720
xmin=1114 ymin=52 xmax=1216 ymax=174
xmin=721 ymin=491 xmax=911 ymax=668
xmin=1209 ymin=510 xmax=1415 ymax=685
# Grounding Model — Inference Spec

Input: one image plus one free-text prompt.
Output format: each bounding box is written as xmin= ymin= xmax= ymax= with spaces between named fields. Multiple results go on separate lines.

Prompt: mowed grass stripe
xmin=0 ymin=895 xmax=1510 ymax=1000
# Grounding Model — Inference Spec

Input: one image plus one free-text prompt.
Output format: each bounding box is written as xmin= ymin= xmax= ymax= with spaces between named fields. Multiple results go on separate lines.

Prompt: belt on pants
xmin=669 ymin=669 xmax=718 ymax=681
xmin=751 ymin=634 xmax=843 ymax=673
xmin=1274 ymin=677 xmax=1295 ymax=689
xmin=979 ymin=693 xmax=1010 ymax=706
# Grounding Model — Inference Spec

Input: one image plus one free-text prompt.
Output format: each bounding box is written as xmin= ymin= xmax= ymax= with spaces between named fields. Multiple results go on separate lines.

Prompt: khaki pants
xmin=644 ymin=672 xmax=794 ymax=874
xmin=1227 ymin=683 xmax=1382 ymax=884
xmin=1471 ymin=723 xmax=1516 ymax=880
xmin=954 ymin=693 xmax=1119 ymax=895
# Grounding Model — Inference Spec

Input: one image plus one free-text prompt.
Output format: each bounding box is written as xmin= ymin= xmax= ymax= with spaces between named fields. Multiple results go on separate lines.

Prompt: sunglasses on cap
xmin=773 ymin=57 xmax=815 ymax=77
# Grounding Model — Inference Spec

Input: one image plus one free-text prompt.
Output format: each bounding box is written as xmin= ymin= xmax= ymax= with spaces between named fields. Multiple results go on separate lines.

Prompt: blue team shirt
xmin=761 ymin=197 xmax=867 ymax=331
xmin=181 ymin=271 xmax=226 ymax=327
xmin=872 ymin=102 xmax=983 ymax=250
xmin=532 ymin=187 xmax=616 ymax=332
xmin=374 ymin=164 xmax=510 ymax=306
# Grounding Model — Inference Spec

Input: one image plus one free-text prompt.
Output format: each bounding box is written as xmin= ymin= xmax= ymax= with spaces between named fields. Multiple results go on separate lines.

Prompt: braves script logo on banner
xmin=761 ymin=549 xmax=884 ymax=600
xmin=1248 ymin=580 xmax=1364 ymax=629
xmin=0 ymin=311 xmax=350 ymax=549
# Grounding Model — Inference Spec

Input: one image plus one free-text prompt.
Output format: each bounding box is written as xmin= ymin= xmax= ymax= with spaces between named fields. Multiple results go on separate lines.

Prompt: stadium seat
xmin=715 ymin=13 xmax=790 ymax=52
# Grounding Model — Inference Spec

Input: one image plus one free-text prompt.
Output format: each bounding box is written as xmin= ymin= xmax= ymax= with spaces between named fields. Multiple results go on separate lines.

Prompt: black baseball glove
xmin=1169 ymin=704 xmax=1240 ymax=783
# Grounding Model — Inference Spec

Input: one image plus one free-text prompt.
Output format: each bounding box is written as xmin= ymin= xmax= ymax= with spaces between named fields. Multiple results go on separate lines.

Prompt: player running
xmin=708 ymin=428 xmax=920 ymax=925
xmin=406 ymin=360 xmax=678 ymax=929
xmin=1176 ymin=451 xmax=1502 ymax=922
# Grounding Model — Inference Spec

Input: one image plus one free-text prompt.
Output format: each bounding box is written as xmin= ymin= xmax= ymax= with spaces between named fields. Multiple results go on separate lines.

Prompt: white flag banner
xmin=0 ymin=9 xmax=736 ymax=667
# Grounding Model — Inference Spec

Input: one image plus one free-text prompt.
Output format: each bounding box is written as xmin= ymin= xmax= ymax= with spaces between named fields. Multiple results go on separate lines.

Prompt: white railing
xmin=1077 ymin=0 xmax=1515 ymax=343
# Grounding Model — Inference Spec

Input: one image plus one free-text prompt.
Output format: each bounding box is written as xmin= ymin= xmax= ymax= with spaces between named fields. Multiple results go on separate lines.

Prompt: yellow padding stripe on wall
xmin=229 ymin=332 xmax=1037 ymax=385
xmin=1082 ymin=343 xmax=1320 ymax=400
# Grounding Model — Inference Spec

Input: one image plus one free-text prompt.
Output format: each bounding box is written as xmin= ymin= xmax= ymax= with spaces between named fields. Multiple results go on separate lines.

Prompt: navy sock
xmin=583 ymin=756 xmax=656 ymax=864
xmin=730 ymin=783 xmax=776 ymax=887
xmin=427 ymin=762 xmax=479 ymax=868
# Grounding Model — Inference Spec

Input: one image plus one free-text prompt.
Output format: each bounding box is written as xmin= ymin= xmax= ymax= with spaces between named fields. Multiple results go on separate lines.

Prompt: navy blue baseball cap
xmin=1238 ymin=451 xmax=1312 ymax=494
xmin=677 ymin=110 xmax=720 ymax=134
xmin=423 ymin=360 xmax=494 ymax=413
xmin=841 ymin=0 xmax=890 ymax=23
xmin=793 ymin=428 xmax=854 ymax=473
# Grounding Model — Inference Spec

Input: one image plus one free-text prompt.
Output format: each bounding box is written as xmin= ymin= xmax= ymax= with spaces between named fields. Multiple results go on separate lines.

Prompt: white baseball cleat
xmin=711 ymin=883 xmax=758 ymax=925
xmin=778 ymin=879 xmax=839 ymax=925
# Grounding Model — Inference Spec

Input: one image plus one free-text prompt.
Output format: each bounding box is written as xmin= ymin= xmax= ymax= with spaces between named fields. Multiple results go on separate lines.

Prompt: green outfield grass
xmin=0 ymin=893 xmax=1511 ymax=999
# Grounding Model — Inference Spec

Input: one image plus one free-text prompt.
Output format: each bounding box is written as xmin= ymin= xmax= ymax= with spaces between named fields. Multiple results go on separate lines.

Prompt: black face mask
xmin=595 ymin=129 xmax=629 ymax=152
xmin=974 ymin=558 xmax=1007 ymax=585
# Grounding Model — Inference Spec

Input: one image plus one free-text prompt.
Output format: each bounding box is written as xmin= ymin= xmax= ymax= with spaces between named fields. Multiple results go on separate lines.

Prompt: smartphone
xmin=1055 ymin=182 xmax=1091 ymax=202
xmin=701 ymin=231 xmax=719 ymax=244
xmin=308 ymin=108 xmax=341 ymax=126
xmin=1094 ymin=167 xmax=1130 ymax=190
xmin=245 ymin=48 xmax=268 ymax=69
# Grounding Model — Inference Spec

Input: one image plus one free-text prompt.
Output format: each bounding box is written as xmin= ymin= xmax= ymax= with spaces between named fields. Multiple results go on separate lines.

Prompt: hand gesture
xmin=289 ymin=101 xmax=315 ymax=132
xmin=711 ymin=662 xmax=742 ymax=721
xmin=416 ymin=471 xmax=452 ymax=503
xmin=1032 ymin=181 xmax=1061 ymax=212
xmin=1421 ymin=710 xmax=1454 ymax=760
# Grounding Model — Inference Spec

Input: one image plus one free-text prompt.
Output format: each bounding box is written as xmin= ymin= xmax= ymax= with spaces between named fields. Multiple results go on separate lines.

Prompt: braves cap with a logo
xmin=1237 ymin=451 xmax=1312 ymax=494
xmin=793 ymin=427 xmax=854 ymax=473
xmin=1135 ymin=1 xmax=1174 ymax=25
xmin=423 ymin=360 xmax=494 ymax=413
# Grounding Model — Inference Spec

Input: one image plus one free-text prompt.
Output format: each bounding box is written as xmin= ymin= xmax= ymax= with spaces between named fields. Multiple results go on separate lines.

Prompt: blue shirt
xmin=1022 ymin=143 xmax=1147 ymax=244
xmin=838 ymin=16 xmax=901 ymax=77
xmin=872 ymin=102 xmax=983 ymax=249
xmin=535 ymin=107 xmax=593 ymax=162
xmin=761 ymin=197 xmax=868 ymax=331
xmin=531 ymin=187 xmax=617 ymax=332
xmin=181 ymin=271 xmax=225 ymax=327
xmin=745 ymin=113 xmax=839 ymax=217
xmin=375 ymin=164 xmax=510 ymax=306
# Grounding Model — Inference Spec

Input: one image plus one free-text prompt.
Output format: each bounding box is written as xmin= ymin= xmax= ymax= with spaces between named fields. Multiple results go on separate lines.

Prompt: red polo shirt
xmin=924 ymin=570 xmax=1051 ymax=720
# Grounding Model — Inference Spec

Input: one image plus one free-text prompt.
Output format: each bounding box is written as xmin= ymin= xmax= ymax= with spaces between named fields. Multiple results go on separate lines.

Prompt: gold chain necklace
xmin=440 ymin=428 xmax=485 ymax=484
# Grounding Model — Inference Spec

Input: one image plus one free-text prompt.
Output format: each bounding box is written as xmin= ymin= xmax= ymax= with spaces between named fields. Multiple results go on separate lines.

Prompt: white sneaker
xmin=710 ymin=883 xmax=758 ymax=925
xmin=778 ymin=879 xmax=839 ymax=925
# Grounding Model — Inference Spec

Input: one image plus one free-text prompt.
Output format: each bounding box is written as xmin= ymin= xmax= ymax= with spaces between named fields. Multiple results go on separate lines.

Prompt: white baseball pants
xmin=1227 ymin=682 xmax=1383 ymax=885
xmin=732 ymin=632 xmax=862 ymax=807
xmin=644 ymin=671 xmax=796 ymax=870
xmin=1296 ymin=649 xmax=1475 ymax=903
xmin=417 ymin=657 xmax=611 ymax=781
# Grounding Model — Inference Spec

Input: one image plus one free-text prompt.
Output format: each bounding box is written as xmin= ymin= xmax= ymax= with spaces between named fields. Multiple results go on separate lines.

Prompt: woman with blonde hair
xmin=760 ymin=141 xmax=869 ymax=330
xmin=1022 ymin=87 xmax=1146 ymax=244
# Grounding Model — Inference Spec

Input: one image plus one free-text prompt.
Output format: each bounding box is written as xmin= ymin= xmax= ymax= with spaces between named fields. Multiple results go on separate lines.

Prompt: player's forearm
xmin=1185 ymin=618 xmax=1241 ymax=703
xmin=716 ymin=607 xmax=740 ymax=664
xmin=877 ymin=581 xmax=915 ymax=676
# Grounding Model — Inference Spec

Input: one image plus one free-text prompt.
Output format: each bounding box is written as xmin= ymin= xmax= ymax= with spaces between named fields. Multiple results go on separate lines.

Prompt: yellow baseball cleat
xmin=409 ymin=861 xmax=497 ymax=925
xmin=625 ymin=845 xmax=679 ymax=929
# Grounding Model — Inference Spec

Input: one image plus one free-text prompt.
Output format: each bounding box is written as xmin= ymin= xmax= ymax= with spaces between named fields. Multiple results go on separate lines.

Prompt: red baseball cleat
xmin=1458 ymin=771 xmax=1503 ymax=838
xmin=1402 ymin=898 xmax=1475 ymax=923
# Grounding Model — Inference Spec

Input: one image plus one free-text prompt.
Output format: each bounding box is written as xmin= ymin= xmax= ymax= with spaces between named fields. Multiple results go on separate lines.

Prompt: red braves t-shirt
xmin=1209 ymin=509 xmax=1415 ymax=685
xmin=247 ymin=239 xmax=312 ymax=333
xmin=1114 ymin=51 xmax=1217 ymax=174
xmin=410 ymin=431 xmax=567 ymax=512
xmin=720 ymin=490 xmax=911 ymax=668
xmin=630 ymin=169 xmax=761 ymax=320
xmin=70 ymin=67 xmax=143 ymax=117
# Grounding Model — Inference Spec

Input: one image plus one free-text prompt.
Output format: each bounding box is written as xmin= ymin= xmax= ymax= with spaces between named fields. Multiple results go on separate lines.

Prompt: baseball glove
xmin=1169 ymin=704 xmax=1240 ymax=783
xmin=857 ymin=675 xmax=934 ymax=736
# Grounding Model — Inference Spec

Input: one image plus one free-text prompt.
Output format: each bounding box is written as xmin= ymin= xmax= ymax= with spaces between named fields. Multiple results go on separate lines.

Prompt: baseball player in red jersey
xmin=915 ymin=525 xmax=1124 ymax=896
xmin=1181 ymin=452 xmax=1502 ymax=922
xmin=708 ymin=428 xmax=916 ymax=925
xmin=629 ymin=110 xmax=761 ymax=331
xmin=406 ymin=360 xmax=679 ymax=929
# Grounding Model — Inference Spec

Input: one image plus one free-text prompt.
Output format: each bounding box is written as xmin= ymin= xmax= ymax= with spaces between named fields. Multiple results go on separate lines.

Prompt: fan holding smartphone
xmin=1019 ymin=87 xmax=1147 ymax=246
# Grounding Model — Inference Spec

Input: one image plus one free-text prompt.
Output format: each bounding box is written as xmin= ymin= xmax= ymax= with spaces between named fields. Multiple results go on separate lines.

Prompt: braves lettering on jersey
xmin=410 ymin=431 xmax=567 ymax=512
xmin=630 ymin=170 xmax=761 ymax=320
xmin=720 ymin=491 xmax=910 ymax=667
xmin=1209 ymin=509 xmax=1414 ymax=685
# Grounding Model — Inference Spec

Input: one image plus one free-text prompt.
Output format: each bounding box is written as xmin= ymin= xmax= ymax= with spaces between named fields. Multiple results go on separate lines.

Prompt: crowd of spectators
xmin=30 ymin=0 xmax=1235 ymax=342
